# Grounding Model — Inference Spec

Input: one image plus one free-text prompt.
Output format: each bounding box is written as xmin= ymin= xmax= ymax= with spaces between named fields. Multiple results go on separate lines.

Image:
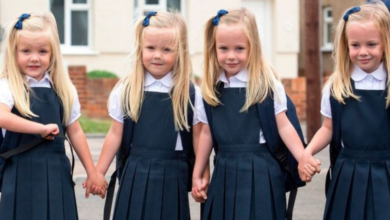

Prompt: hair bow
xmin=14 ymin=13 xmax=31 ymax=30
xmin=142 ymin=11 xmax=157 ymax=27
xmin=343 ymin=6 xmax=360 ymax=21
xmin=212 ymin=9 xmax=228 ymax=26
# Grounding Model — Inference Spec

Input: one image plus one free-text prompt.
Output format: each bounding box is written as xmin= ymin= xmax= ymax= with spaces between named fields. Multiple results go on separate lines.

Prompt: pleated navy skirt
xmin=324 ymin=148 xmax=390 ymax=220
xmin=203 ymin=144 xmax=286 ymax=220
xmin=113 ymin=148 xmax=190 ymax=220
xmin=0 ymin=140 xmax=77 ymax=220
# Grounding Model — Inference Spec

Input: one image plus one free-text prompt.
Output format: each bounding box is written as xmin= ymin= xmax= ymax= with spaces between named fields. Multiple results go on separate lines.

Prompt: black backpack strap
xmin=179 ymin=82 xmax=196 ymax=192
xmin=326 ymin=95 xmax=342 ymax=194
xmin=257 ymin=94 xmax=306 ymax=220
xmin=104 ymin=117 xmax=134 ymax=220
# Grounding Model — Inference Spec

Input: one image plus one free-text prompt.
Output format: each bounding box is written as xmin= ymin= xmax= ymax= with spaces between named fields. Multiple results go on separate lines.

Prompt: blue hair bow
xmin=142 ymin=11 xmax=157 ymax=27
xmin=343 ymin=6 xmax=360 ymax=21
xmin=14 ymin=13 xmax=31 ymax=30
xmin=212 ymin=9 xmax=228 ymax=26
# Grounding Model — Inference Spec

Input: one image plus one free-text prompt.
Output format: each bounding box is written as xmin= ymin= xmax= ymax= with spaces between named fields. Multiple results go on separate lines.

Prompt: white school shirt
xmin=321 ymin=63 xmax=387 ymax=119
xmin=201 ymin=69 xmax=287 ymax=144
xmin=108 ymin=71 xmax=208 ymax=151
xmin=0 ymin=72 xmax=81 ymax=137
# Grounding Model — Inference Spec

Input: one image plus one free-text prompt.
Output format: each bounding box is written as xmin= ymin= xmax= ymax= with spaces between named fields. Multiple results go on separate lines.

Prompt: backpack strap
xmin=0 ymin=129 xmax=3 ymax=192
xmin=257 ymin=94 xmax=306 ymax=220
xmin=179 ymin=82 xmax=196 ymax=192
xmin=325 ymin=95 xmax=343 ymax=194
xmin=104 ymin=116 xmax=134 ymax=220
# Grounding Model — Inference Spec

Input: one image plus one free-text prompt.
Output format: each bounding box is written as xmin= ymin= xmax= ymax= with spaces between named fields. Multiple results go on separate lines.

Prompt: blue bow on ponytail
xmin=142 ymin=11 xmax=157 ymax=27
xmin=14 ymin=13 xmax=31 ymax=30
xmin=343 ymin=6 xmax=360 ymax=21
xmin=212 ymin=9 xmax=228 ymax=26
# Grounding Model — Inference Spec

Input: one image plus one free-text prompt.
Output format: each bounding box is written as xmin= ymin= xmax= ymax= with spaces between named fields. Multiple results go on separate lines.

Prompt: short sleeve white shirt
xmin=108 ymin=71 xmax=207 ymax=150
xmin=0 ymin=72 xmax=81 ymax=137
xmin=216 ymin=69 xmax=288 ymax=143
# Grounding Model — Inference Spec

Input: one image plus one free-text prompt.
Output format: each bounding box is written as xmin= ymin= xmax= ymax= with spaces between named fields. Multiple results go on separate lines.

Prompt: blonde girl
xmin=94 ymin=11 xmax=206 ymax=220
xmin=0 ymin=12 xmax=107 ymax=220
xmin=299 ymin=1 xmax=390 ymax=219
xmin=192 ymin=8 xmax=305 ymax=220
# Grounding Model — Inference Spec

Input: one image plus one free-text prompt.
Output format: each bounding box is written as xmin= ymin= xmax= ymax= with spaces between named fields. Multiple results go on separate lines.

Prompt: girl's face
xmin=215 ymin=23 xmax=249 ymax=79
xmin=142 ymin=27 xmax=177 ymax=79
xmin=347 ymin=21 xmax=384 ymax=73
xmin=17 ymin=31 xmax=52 ymax=81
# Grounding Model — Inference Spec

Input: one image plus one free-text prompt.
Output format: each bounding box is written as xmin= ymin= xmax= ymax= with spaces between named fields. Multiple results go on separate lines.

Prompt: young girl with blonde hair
xmin=94 ymin=11 xmax=206 ymax=220
xmin=299 ymin=1 xmax=390 ymax=219
xmin=0 ymin=12 xmax=107 ymax=220
xmin=192 ymin=7 xmax=305 ymax=220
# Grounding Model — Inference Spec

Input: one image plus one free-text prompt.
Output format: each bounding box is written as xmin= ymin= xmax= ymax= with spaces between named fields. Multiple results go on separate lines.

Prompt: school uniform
xmin=0 ymin=73 xmax=81 ymax=220
xmin=322 ymin=63 xmax=390 ymax=220
xmin=202 ymin=69 xmax=287 ymax=220
xmin=109 ymin=72 xmax=206 ymax=220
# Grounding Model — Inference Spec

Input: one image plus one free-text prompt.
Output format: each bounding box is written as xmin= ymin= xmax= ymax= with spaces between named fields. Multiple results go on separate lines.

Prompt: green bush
xmin=87 ymin=70 xmax=118 ymax=79
xmin=79 ymin=116 xmax=111 ymax=133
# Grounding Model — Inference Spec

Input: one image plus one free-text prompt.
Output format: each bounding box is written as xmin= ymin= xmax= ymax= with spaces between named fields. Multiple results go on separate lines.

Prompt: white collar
xmin=351 ymin=63 xmax=386 ymax=82
xmin=218 ymin=69 xmax=249 ymax=83
xmin=25 ymin=72 xmax=52 ymax=84
xmin=144 ymin=71 xmax=173 ymax=88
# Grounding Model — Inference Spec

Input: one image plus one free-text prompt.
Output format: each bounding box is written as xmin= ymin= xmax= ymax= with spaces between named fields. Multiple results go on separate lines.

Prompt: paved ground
xmin=1 ymin=122 xmax=330 ymax=220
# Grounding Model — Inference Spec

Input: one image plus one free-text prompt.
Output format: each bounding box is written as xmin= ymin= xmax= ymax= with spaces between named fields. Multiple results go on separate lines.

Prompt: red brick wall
xmin=86 ymin=78 xmax=119 ymax=118
xmin=69 ymin=66 xmax=119 ymax=118
xmin=282 ymin=77 xmax=307 ymax=121
xmin=69 ymin=66 xmax=87 ymax=110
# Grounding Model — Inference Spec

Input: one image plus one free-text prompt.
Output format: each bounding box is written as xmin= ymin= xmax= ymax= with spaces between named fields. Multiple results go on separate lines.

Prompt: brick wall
xmin=69 ymin=66 xmax=119 ymax=119
xmin=282 ymin=77 xmax=307 ymax=121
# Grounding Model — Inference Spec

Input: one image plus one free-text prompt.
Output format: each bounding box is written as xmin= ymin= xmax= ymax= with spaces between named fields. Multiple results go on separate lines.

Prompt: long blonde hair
xmin=202 ymin=7 xmax=279 ymax=111
xmin=0 ymin=12 xmax=74 ymax=124
xmin=328 ymin=0 xmax=390 ymax=107
xmin=119 ymin=11 xmax=193 ymax=131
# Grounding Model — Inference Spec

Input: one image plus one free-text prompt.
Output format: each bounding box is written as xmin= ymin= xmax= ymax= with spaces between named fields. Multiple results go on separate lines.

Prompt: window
xmin=51 ymin=0 xmax=93 ymax=53
xmin=322 ymin=6 xmax=333 ymax=50
xmin=134 ymin=0 xmax=185 ymax=20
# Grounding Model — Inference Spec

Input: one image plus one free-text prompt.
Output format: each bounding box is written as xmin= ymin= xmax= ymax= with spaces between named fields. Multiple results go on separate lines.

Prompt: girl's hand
xmin=191 ymin=176 xmax=208 ymax=203
xmin=298 ymin=151 xmax=321 ymax=182
xmin=40 ymin=124 xmax=59 ymax=140
xmin=83 ymin=172 xmax=108 ymax=199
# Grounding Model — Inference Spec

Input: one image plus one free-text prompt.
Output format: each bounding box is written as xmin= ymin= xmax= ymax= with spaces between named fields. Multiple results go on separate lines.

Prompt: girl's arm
xmin=192 ymin=123 xmax=212 ymax=201
xmin=66 ymin=120 xmax=107 ymax=198
xmin=298 ymin=117 xmax=332 ymax=181
xmin=275 ymin=111 xmax=306 ymax=161
xmin=0 ymin=104 xmax=59 ymax=139
xmin=95 ymin=119 xmax=123 ymax=176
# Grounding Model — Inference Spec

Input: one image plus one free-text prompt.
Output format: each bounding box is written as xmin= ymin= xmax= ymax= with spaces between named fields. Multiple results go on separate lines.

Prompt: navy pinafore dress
xmin=113 ymin=92 xmax=190 ymax=220
xmin=203 ymin=88 xmax=286 ymax=220
xmin=324 ymin=84 xmax=390 ymax=219
xmin=0 ymin=87 xmax=78 ymax=220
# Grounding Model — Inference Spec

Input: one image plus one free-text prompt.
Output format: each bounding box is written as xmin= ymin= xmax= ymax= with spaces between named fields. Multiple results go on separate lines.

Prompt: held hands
xmin=191 ymin=175 xmax=209 ymax=203
xmin=40 ymin=124 xmax=60 ymax=140
xmin=298 ymin=150 xmax=321 ymax=182
xmin=82 ymin=172 xmax=108 ymax=199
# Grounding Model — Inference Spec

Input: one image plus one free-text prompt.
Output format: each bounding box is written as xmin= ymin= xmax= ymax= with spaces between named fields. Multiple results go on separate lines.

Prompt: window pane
xmin=168 ymin=0 xmax=180 ymax=11
xmin=73 ymin=0 xmax=86 ymax=3
xmin=50 ymin=0 xmax=65 ymax=44
xmin=146 ymin=0 xmax=158 ymax=4
xmin=327 ymin=10 xmax=332 ymax=18
xmin=71 ymin=11 xmax=88 ymax=46
xmin=327 ymin=23 xmax=333 ymax=43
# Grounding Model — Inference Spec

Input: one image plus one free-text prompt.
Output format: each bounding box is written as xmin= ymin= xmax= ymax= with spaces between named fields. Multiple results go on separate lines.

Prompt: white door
xmin=242 ymin=0 xmax=272 ymax=63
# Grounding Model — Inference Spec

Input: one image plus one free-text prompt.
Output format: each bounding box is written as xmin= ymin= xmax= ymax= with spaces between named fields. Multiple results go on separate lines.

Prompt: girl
xmin=94 ymin=11 xmax=206 ymax=220
xmin=299 ymin=1 xmax=390 ymax=219
xmin=192 ymin=8 xmax=305 ymax=220
xmin=0 ymin=12 xmax=107 ymax=220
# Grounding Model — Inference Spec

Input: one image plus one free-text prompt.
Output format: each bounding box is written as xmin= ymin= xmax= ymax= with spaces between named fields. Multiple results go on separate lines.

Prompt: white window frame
xmin=134 ymin=0 xmax=186 ymax=20
xmin=322 ymin=6 xmax=333 ymax=52
xmin=56 ymin=0 xmax=96 ymax=55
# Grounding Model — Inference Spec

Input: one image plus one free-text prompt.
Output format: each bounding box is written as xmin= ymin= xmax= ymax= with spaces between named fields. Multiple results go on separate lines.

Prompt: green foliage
xmin=87 ymin=70 xmax=118 ymax=79
xmin=79 ymin=116 xmax=111 ymax=133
